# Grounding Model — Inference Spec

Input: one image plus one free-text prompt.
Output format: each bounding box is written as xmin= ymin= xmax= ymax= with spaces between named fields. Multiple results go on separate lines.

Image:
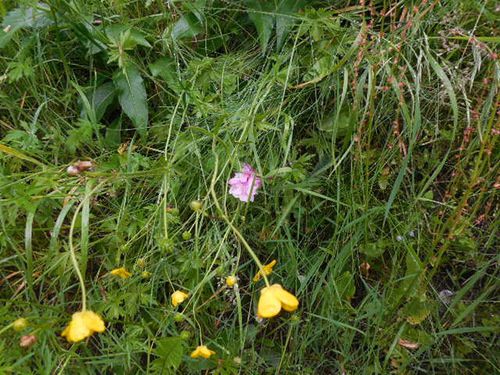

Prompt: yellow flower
xmin=225 ymin=275 xmax=238 ymax=287
xmin=61 ymin=310 xmax=105 ymax=343
xmin=253 ymin=260 xmax=277 ymax=282
xmin=257 ymin=284 xmax=299 ymax=318
xmin=190 ymin=345 xmax=215 ymax=359
xmin=171 ymin=290 xmax=189 ymax=307
xmin=110 ymin=267 xmax=132 ymax=279
xmin=13 ymin=318 xmax=28 ymax=331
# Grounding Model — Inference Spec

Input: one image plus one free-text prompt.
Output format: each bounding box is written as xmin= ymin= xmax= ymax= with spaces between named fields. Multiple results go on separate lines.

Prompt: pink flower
xmin=228 ymin=163 xmax=262 ymax=202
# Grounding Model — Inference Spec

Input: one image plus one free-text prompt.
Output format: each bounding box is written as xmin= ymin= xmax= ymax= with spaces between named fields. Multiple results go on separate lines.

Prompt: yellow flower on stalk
xmin=253 ymin=260 xmax=277 ymax=282
xmin=257 ymin=284 xmax=299 ymax=318
xmin=225 ymin=275 xmax=238 ymax=287
xmin=61 ymin=311 xmax=105 ymax=343
xmin=171 ymin=290 xmax=189 ymax=307
xmin=110 ymin=267 xmax=132 ymax=279
xmin=190 ymin=345 xmax=215 ymax=359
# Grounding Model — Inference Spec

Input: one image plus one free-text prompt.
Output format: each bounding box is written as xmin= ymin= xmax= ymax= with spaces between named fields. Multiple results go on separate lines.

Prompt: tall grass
xmin=0 ymin=0 xmax=498 ymax=373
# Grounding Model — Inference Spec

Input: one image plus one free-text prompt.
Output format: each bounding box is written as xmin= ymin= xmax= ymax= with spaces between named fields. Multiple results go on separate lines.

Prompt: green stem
xmin=209 ymin=150 xmax=270 ymax=287
xmin=68 ymin=179 xmax=107 ymax=311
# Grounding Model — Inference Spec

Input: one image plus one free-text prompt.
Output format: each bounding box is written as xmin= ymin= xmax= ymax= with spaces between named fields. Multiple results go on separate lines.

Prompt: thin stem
xmin=68 ymin=179 xmax=107 ymax=311
xmin=209 ymin=149 xmax=270 ymax=287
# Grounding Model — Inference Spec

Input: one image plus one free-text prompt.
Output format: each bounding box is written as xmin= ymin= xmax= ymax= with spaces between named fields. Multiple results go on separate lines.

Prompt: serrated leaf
xmin=153 ymin=337 xmax=185 ymax=371
xmin=105 ymin=24 xmax=151 ymax=48
xmin=247 ymin=0 xmax=274 ymax=51
xmin=113 ymin=64 xmax=148 ymax=137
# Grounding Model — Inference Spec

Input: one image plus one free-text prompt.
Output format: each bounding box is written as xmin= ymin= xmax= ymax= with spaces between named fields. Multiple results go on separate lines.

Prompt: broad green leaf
xmin=152 ymin=337 xmax=185 ymax=371
xmin=403 ymin=296 xmax=432 ymax=325
xmin=335 ymin=271 xmax=356 ymax=301
xmin=275 ymin=0 xmax=303 ymax=49
xmin=246 ymin=0 xmax=274 ymax=51
xmin=149 ymin=57 xmax=181 ymax=93
xmin=113 ymin=64 xmax=148 ymax=136
xmin=1 ymin=2 xmax=52 ymax=29
xmin=171 ymin=13 xmax=203 ymax=40
xmin=91 ymin=82 xmax=116 ymax=122
xmin=360 ymin=239 xmax=389 ymax=258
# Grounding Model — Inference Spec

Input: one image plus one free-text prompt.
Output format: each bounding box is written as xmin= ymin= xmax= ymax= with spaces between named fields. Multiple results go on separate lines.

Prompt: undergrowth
xmin=0 ymin=0 xmax=498 ymax=373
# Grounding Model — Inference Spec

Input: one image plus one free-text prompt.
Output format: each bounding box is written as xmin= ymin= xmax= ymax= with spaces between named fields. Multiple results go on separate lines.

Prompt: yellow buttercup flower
xmin=110 ymin=267 xmax=132 ymax=279
xmin=171 ymin=290 xmax=189 ymax=307
xmin=190 ymin=345 xmax=215 ymax=359
xmin=257 ymin=284 xmax=299 ymax=318
xmin=225 ymin=275 xmax=238 ymax=287
xmin=61 ymin=310 xmax=105 ymax=343
xmin=253 ymin=260 xmax=277 ymax=282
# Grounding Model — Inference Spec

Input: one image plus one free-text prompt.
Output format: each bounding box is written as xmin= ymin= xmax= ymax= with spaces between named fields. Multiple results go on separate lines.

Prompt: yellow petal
xmin=225 ymin=276 xmax=237 ymax=287
xmin=257 ymin=287 xmax=282 ymax=318
xmin=253 ymin=260 xmax=277 ymax=282
xmin=171 ymin=291 xmax=189 ymax=307
xmin=271 ymin=284 xmax=299 ymax=312
xmin=80 ymin=311 xmax=105 ymax=333
xmin=61 ymin=310 xmax=105 ymax=343
xmin=61 ymin=313 xmax=91 ymax=342
xmin=191 ymin=345 xmax=215 ymax=359
xmin=110 ymin=267 xmax=132 ymax=279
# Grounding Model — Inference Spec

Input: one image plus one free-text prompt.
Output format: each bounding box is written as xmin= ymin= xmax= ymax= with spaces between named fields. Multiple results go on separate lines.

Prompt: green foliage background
xmin=0 ymin=0 xmax=498 ymax=373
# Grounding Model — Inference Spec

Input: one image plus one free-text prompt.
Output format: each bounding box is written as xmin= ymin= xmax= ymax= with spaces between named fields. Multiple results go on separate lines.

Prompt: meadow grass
xmin=0 ymin=0 xmax=498 ymax=373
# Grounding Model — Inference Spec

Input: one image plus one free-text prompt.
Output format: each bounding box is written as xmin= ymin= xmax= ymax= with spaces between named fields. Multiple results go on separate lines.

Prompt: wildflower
xmin=13 ymin=318 xmax=28 ymax=331
xmin=189 ymin=200 xmax=203 ymax=211
xmin=228 ymin=163 xmax=262 ymax=202
xmin=257 ymin=284 xmax=299 ymax=319
xmin=20 ymin=334 xmax=37 ymax=348
xmin=110 ymin=267 xmax=132 ymax=279
xmin=190 ymin=345 xmax=215 ymax=359
xmin=253 ymin=260 xmax=277 ymax=282
xmin=225 ymin=275 xmax=238 ymax=287
xmin=61 ymin=310 xmax=105 ymax=343
xmin=171 ymin=290 xmax=189 ymax=307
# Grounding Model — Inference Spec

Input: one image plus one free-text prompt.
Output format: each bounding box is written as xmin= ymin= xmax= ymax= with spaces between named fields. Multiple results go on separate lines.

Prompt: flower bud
xmin=174 ymin=313 xmax=184 ymax=322
xmin=66 ymin=165 xmax=80 ymax=176
xmin=182 ymin=231 xmax=192 ymax=241
xmin=13 ymin=318 xmax=28 ymax=331
xmin=180 ymin=330 xmax=191 ymax=340
xmin=189 ymin=200 xmax=203 ymax=211
xmin=20 ymin=334 xmax=37 ymax=348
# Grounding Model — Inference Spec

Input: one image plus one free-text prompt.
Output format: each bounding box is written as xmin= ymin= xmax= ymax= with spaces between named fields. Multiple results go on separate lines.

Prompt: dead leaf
xmin=398 ymin=338 xmax=420 ymax=350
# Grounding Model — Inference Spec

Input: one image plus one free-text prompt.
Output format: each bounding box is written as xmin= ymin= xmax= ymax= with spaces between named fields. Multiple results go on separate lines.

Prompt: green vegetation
xmin=0 ymin=0 xmax=498 ymax=373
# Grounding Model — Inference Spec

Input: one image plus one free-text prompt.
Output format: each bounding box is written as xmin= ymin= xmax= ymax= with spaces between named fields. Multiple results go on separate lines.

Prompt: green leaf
xmin=275 ymin=0 xmax=303 ymax=49
xmin=1 ymin=2 xmax=52 ymax=29
xmin=113 ymin=64 xmax=148 ymax=137
xmin=105 ymin=24 xmax=152 ymax=48
xmin=360 ymin=239 xmax=389 ymax=258
xmin=152 ymin=337 xmax=186 ymax=371
xmin=247 ymin=0 xmax=274 ymax=51
xmin=93 ymin=82 xmax=116 ymax=121
xmin=335 ymin=271 xmax=356 ymax=301
xmin=149 ymin=57 xmax=181 ymax=93
xmin=171 ymin=13 xmax=203 ymax=40
xmin=403 ymin=296 xmax=432 ymax=325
